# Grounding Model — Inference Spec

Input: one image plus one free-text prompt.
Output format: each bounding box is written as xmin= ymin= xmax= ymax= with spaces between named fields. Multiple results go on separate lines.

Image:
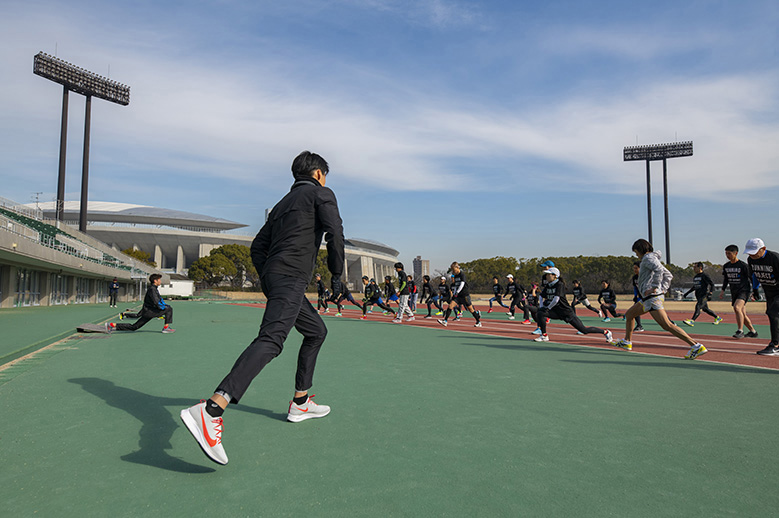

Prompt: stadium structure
xmin=0 ymin=199 xmax=399 ymax=307
xmin=0 ymin=197 xmax=162 ymax=309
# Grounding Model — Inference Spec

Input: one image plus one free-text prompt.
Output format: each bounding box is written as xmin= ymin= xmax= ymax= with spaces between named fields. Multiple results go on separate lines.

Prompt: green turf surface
xmin=0 ymin=303 xmax=137 ymax=365
xmin=1 ymin=301 xmax=777 ymax=517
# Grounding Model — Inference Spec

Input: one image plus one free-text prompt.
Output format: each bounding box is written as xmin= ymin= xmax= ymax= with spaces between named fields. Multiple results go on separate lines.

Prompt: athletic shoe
xmin=508 ymin=315 xmax=516 ymax=320
xmin=757 ymin=345 xmax=779 ymax=356
xmin=119 ymin=313 xmax=125 ymax=320
xmin=713 ymin=317 xmax=723 ymax=325
xmin=474 ymin=322 xmax=482 ymax=328
xmin=684 ymin=343 xmax=708 ymax=360
xmin=682 ymin=319 xmax=694 ymax=327
xmin=532 ymin=328 xmax=542 ymax=335
xmin=520 ymin=319 xmax=532 ymax=325
xmin=602 ymin=317 xmax=611 ymax=323
xmin=407 ymin=317 xmax=416 ymax=322
xmin=487 ymin=308 xmax=493 ymax=313
xmin=613 ymin=339 xmax=632 ymax=351
xmin=382 ymin=311 xmax=388 ymax=316
xmin=733 ymin=330 xmax=745 ymax=339
xmin=598 ymin=310 xmax=604 ymax=318
xmin=534 ymin=334 xmax=549 ymax=342
xmin=104 ymin=323 xmax=113 ymax=333
xmin=108 ymin=322 xmax=116 ymax=329
xmin=546 ymin=318 xmax=550 ymax=324
xmin=454 ymin=317 xmax=461 ymax=322
xmin=576 ymin=331 xmax=584 ymax=335
xmin=392 ymin=318 xmax=402 ymax=324
xmin=746 ymin=331 xmax=759 ymax=338
xmin=604 ymin=330 xmax=613 ymax=343
xmin=634 ymin=325 xmax=645 ymax=332
xmin=434 ymin=311 xmax=443 ymax=316
xmin=424 ymin=315 xmax=432 ymax=319
xmin=287 ymin=395 xmax=330 ymax=423
xmin=334 ymin=312 xmax=342 ymax=317
xmin=437 ymin=319 xmax=448 ymax=327
xmin=162 ymin=327 xmax=176 ymax=334
xmin=180 ymin=401 xmax=228 ymax=465
xmin=360 ymin=316 xmax=367 ymax=320
xmin=367 ymin=309 xmax=373 ymax=314
xmin=324 ymin=309 xmax=330 ymax=313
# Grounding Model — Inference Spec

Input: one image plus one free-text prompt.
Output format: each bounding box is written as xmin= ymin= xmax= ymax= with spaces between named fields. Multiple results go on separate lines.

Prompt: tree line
xmin=188 ymin=245 xmax=724 ymax=294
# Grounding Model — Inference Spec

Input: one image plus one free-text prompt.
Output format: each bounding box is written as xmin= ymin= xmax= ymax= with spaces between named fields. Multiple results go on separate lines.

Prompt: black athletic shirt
xmin=316 ymin=279 xmax=326 ymax=296
xmin=685 ymin=273 xmax=714 ymax=299
xmin=572 ymin=285 xmax=586 ymax=301
xmin=451 ymin=271 xmax=470 ymax=298
xmin=540 ymin=280 xmax=572 ymax=312
xmin=748 ymin=250 xmax=779 ymax=298
xmin=364 ymin=283 xmax=380 ymax=301
xmin=397 ymin=270 xmax=409 ymax=295
xmin=384 ymin=281 xmax=397 ymax=298
xmin=420 ymin=281 xmax=434 ymax=298
xmin=437 ymin=282 xmax=451 ymax=298
xmin=492 ymin=283 xmax=503 ymax=296
xmin=598 ymin=288 xmax=617 ymax=305
xmin=722 ymin=260 xmax=751 ymax=294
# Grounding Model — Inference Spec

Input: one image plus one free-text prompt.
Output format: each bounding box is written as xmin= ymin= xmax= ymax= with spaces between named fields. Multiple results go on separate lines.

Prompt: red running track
xmin=230 ymin=302 xmax=778 ymax=371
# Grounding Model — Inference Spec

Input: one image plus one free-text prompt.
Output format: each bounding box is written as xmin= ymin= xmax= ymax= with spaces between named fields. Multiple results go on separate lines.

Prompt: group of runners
xmin=147 ymin=151 xmax=776 ymax=468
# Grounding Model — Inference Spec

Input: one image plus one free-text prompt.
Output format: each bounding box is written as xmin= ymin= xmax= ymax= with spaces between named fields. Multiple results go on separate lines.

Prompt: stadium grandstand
xmin=0 ymin=197 xmax=162 ymax=309
xmin=25 ymin=200 xmax=400 ymax=291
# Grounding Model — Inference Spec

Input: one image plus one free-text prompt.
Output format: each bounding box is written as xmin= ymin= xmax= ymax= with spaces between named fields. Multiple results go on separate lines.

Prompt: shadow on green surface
xmin=68 ymin=378 xmax=287 ymax=473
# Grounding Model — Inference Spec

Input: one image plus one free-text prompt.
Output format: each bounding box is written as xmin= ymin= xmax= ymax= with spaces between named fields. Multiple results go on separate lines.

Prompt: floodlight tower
xmin=33 ymin=52 xmax=130 ymax=232
xmin=623 ymin=141 xmax=693 ymax=264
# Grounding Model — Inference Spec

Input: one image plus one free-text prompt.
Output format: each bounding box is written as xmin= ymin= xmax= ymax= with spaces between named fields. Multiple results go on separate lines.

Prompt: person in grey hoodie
xmin=611 ymin=239 xmax=707 ymax=360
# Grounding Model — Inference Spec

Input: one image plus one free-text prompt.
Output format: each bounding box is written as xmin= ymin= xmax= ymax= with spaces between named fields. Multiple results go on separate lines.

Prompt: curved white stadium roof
xmin=31 ymin=201 xmax=247 ymax=231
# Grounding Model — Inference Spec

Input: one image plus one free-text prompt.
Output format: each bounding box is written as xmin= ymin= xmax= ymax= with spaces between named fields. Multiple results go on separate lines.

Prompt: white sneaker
xmin=532 ymin=328 xmax=542 ymax=335
xmin=684 ymin=343 xmax=708 ymax=360
xmin=604 ymin=330 xmax=613 ymax=343
xmin=437 ymin=319 xmax=448 ymax=327
xmin=287 ymin=395 xmax=331 ymax=423
xmin=392 ymin=318 xmax=402 ymax=324
xmin=180 ymin=401 xmax=228 ymax=465
xmin=576 ymin=331 xmax=584 ymax=335
xmin=407 ymin=316 xmax=416 ymax=322
xmin=474 ymin=322 xmax=482 ymax=328
xmin=598 ymin=310 xmax=604 ymax=318
xmin=508 ymin=315 xmax=515 ymax=320
xmin=534 ymin=334 xmax=549 ymax=342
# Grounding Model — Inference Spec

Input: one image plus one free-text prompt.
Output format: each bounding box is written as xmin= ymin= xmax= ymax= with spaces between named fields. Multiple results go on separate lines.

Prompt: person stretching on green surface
xmin=180 ymin=151 xmax=345 ymax=466
xmin=611 ymin=239 xmax=707 ymax=360
xmin=109 ymin=274 xmax=174 ymax=334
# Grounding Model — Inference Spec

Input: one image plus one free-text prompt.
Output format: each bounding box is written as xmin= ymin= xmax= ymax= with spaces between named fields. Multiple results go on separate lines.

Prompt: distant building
xmin=29 ymin=201 xmax=400 ymax=290
xmin=413 ymin=256 xmax=429 ymax=281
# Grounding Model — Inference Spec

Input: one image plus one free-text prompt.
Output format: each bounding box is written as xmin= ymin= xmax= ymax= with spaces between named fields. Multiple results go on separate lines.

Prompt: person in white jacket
xmin=612 ymin=239 xmax=707 ymax=360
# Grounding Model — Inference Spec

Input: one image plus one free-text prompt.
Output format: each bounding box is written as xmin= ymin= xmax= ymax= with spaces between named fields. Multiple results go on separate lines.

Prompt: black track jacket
xmin=251 ymin=177 xmax=344 ymax=280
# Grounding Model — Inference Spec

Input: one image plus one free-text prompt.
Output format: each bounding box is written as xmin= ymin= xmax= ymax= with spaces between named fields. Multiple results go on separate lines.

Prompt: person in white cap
xmin=532 ymin=267 xmax=613 ymax=344
xmin=745 ymin=238 xmax=779 ymax=356
xmin=504 ymin=274 xmax=531 ymax=323
xmin=611 ymin=239 xmax=707 ymax=359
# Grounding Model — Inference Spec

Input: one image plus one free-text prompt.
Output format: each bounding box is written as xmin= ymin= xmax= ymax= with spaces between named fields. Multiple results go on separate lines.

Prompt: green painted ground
xmin=1 ymin=301 xmax=777 ymax=517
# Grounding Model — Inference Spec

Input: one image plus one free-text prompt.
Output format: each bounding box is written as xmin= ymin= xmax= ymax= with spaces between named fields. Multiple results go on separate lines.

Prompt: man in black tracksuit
xmin=438 ymin=262 xmax=482 ymax=327
xmin=505 ymin=274 xmax=530 ymax=323
xmin=112 ymin=273 xmax=174 ymax=333
xmin=316 ymin=273 xmax=329 ymax=312
xmin=745 ymin=238 xmax=779 ymax=355
xmin=682 ymin=262 xmax=721 ymax=326
xmin=361 ymin=276 xmax=394 ymax=318
xmin=181 ymin=151 xmax=344 ymax=466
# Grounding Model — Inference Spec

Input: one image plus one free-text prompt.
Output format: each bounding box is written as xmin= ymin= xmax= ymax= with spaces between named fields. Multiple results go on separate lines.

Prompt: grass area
xmin=1 ymin=301 xmax=778 ymax=517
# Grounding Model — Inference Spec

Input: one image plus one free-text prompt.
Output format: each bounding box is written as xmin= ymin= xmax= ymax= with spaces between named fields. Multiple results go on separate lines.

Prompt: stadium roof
xmin=31 ymin=201 xmax=247 ymax=231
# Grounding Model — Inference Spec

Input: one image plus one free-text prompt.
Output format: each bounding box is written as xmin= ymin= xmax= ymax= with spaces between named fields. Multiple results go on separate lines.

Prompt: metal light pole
xmin=624 ymin=141 xmax=693 ymax=265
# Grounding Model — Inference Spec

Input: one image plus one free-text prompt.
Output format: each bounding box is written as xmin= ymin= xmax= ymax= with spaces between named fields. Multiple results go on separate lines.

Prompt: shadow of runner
xmin=68 ymin=378 xmax=286 ymax=473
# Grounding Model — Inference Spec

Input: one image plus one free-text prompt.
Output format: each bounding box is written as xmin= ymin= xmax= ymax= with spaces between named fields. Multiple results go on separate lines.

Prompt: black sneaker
xmin=757 ymin=345 xmax=779 ymax=356
xmin=634 ymin=325 xmax=645 ymax=332
xmin=746 ymin=331 xmax=759 ymax=338
xmin=733 ymin=330 xmax=745 ymax=339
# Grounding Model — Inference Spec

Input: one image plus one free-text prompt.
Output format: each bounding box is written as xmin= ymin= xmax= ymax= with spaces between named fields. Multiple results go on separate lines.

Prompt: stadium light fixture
xmin=33 ymin=52 xmax=131 ymax=231
xmin=623 ymin=141 xmax=693 ymax=264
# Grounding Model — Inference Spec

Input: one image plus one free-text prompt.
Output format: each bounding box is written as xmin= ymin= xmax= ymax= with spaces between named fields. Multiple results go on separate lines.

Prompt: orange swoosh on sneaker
xmin=201 ymin=409 xmax=218 ymax=447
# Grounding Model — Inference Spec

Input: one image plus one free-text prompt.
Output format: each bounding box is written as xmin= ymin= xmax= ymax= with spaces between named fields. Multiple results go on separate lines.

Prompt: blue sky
xmin=1 ymin=0 xmax=778 ymax=273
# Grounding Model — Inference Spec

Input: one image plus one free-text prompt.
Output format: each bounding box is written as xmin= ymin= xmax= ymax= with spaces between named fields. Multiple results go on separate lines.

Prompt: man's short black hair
xmin=602 ymin=280 xmax=610 ymax=285
xmin=633 ymin=261 xmax=641 ymax=267
xmin=632 ymin=238 xmax=654 ymax=255
xmin=725 ymin=244 xmax=739 ymax=253
xmin=362 ymin=276 xmax=369 ymax=281
xmin=572 ymin=279 xmax=580 ymax=284
xmin=695 ymin=262 xmax=704 ymax=269
xmin=384 ymin=276 xmax=391 ymax=281
xmin=394 ymin=262 xmax=404 ymax=270
xmin=423 ymin=275 xmax=430 ymax=281
xmin=149 ymin=273 xmax=162 ymax=283
xmin=292 ymin=151 xmax=329 ymax=180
